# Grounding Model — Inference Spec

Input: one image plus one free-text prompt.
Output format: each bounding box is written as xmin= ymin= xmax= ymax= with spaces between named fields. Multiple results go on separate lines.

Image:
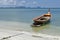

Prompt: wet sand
xmin=0 ymin=28 xmax=60 ymax=40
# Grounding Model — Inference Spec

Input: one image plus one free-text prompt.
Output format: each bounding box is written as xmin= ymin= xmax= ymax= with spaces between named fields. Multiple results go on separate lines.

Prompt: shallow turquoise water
xmin=0 ymin=8 xmax=60 ymax=36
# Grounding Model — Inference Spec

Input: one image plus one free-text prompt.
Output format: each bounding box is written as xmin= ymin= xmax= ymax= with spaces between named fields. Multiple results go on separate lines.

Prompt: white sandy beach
xmin=0 ymin=28 xmax=60 ymax=40
xmin=0 ymin=21 xmax=60 ymax=40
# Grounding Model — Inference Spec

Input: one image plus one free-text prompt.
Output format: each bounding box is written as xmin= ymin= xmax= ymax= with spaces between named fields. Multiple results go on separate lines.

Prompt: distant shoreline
xmin=0 ymin=7 xmax=60 ymax=9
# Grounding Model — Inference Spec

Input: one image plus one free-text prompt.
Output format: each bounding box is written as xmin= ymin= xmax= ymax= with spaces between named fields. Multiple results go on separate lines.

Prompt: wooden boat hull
xmin=32 ymin=19 xmax=50 ymax=27
xmin=32 ymin=13 xmax=51 ymax=26
xmin=31 ymin=20 xmax=50 ymax=27
xmin=32 ymin=9 xmax=51 ymax=27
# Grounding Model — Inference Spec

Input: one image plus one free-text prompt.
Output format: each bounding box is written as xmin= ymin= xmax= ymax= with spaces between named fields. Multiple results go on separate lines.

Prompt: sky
xmin=0 ymin=0 xmax=60 ymax=8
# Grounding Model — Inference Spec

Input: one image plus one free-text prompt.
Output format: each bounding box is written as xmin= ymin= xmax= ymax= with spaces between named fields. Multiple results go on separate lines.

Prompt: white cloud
xmin=20 ymin=1 xmax=26 ymax=3
xmin=25 ymin=1 xmax=39 ymax=7
xmin=16 ymin=0 xmax=26 ymax=6
xmin=0 ymin=0 xmax=59 ymax=8
xmin=0 ymin=0 xmax=39 ymax=7
xmin=0 ymin=0 xmax=16 ymax=7
xmin=33 ymin=1 xmax=37 ymax=4
xmin=0 ymin=0 xmax=2 ymax=4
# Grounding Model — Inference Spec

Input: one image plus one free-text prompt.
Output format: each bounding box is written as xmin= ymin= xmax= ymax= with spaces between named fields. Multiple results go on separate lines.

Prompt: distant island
xmin=0 ymin=6 xmax=41 ymax=9
xmin=0 ymin=6 xmax=60 ymax=9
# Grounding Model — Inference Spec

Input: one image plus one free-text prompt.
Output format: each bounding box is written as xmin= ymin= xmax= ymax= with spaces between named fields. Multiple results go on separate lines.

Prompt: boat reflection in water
xmin=31 ymin=23 xmax=51 ymax=32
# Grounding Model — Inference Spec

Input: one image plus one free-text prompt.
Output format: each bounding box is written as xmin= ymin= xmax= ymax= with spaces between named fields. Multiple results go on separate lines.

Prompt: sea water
xmin=0 ymin=8 xmax=60 ymax=36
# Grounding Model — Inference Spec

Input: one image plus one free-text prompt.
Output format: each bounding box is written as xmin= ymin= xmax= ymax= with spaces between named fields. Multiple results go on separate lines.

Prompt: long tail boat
xmin=32 ymin=9 xmax=51 ymax=26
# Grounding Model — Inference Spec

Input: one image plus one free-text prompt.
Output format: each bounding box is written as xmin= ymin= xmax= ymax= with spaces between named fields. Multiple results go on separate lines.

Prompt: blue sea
xmin=0 ymin=8 xmax=60 ymax=36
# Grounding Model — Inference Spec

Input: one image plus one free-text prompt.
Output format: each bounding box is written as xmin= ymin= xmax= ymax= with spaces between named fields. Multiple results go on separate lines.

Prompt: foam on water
xmin=0 ymin=28 xmax=60 ymax=40
xmin=22 ymin=31 xmax=60 ymax=40
xmin=0 ymin=20 xmax=32 ymax=31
